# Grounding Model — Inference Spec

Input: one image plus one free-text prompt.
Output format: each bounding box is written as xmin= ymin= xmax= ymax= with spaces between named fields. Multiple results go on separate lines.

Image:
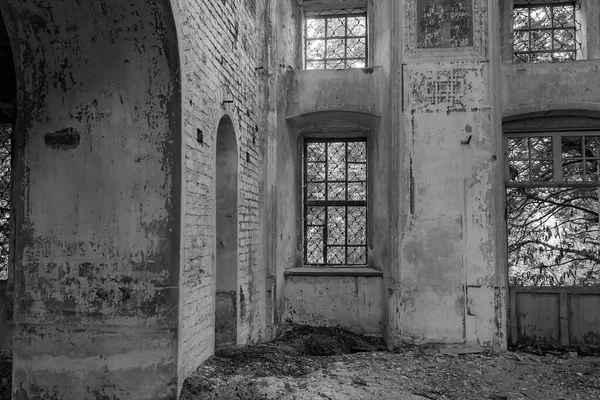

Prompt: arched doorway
xmin=215 ymin=115 xmax=238 ymax=349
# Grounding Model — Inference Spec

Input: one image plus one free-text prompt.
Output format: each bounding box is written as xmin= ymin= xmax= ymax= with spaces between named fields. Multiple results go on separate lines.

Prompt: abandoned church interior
xmin=1 ymin=0 xmax=600 ymax=398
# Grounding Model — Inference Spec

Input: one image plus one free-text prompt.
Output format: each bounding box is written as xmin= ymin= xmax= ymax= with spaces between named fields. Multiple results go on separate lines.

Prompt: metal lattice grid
xmin=304 ymin=139 xmax=367 ymax=266
xmin=512 ymin=0 xmax=581 ymax=63
xmin=0 ymin=125 xmax=10 ymax=281
xmin=507 ymin=132 xmax=600 ymax=184
xmin=304 ymin=8 xmax=367 ymax=70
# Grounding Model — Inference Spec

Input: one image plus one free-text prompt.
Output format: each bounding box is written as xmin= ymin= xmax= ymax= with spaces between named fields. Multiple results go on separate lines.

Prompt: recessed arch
xmin=215 ymin=114 xmax=239 ymax=349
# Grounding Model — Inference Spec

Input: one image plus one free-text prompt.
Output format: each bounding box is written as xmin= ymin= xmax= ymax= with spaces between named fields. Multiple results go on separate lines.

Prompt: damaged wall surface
xmin=1 ymin=0 xmax=600 ymax=398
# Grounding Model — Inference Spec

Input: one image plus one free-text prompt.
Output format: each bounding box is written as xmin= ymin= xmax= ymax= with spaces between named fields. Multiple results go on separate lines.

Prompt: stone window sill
xmin=285 ymin=266 xmax=382 ymax=277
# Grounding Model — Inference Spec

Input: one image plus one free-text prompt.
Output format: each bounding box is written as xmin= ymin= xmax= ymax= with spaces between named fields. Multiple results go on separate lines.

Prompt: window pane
xmin=348 ymin=141 xmax=367 ymax=162
xmin=0 ymin=126 xmax=10 ymax=281
xmin=508 ymin=137 xmax=529 ymax=159
xmin=554 ymin=29 xmax=576 ymax=51
xmin=327 ymin=182 xmax=346 ymax=201
xmin=531 ymin=160 xmax=553 ymax=181
xmin=507 ymin=187 xmax=600 ymax=286
xmin=304 ymin=139 xmax=367 ymax=265
xmin=346 ymin=59 xmax=365 ymax=68
xmin=307 ymin=162 xmax=325 ymax=182
xmin=585 ymin=136 xmax=600 ymax=159
xmin=530 ymin=136 xmax=552 ymax=159
xmin=530 ymin=7 xmax=552 ymax=29
xmin=563 ymin=159 xmax=583 ymax=182
xmin=509 ymin=160 xmax=530 ymax=182
xmin=307 ymin=182 xmax=326 ymax=200
xmin=347 ymin=247 xmax=366 ymax=265
xmin=512 ymin=4 xmax=580 ymax=63
xmin=307 ymin=206 xmax=326 ymax=226
xmin=306 ymin=39 xmax=325 ymax=60
xmin=348 ymin=163 xmax=367 ymax=181
xmin=513 ymin=8 xmax=529 ymax=30
xmin=327 ymin=17 xmax=346 ymax=37
xmin=553 ymin=6 xmax=575 ymax=28
xmin=585 ymin=160 xmax=599 ymax=182
xmin=347 ymin=16 xmax=366 ymax=36
xmin=304 ymin=9 xmax=367 ymax=70
xmin=348 ymin=182 xmax=367 ymax=201
xmin=306 ymin=226 xmax=324 ymax=264
xmin=347 ymin=38 xmax=366 ymax=59
xmin=562 ymin=136 xmax=582 ymax=158
xmin=307 ymin=142 xmax=326 ymax=161
xmin=327 ymin=246 xmax=345 ymax=264
xmin=327 ymin=206 xmax=346 ymax=246
xmin=348 ymin=207 xmax=367 ymax=245
xmin=306 ymin=61 xmax=325 ymax=70
xmin=327 ymin=142 xmax=346 ymax=180
xmin=326 ymin=38 xmax=346 ymax=59
xmin=306 ymin=18 xmax=326 ymax=38
xmin=530 ymin=30 xmax=552 ymax=51
xmin=326 ymin=60 xmax=346 ymax=69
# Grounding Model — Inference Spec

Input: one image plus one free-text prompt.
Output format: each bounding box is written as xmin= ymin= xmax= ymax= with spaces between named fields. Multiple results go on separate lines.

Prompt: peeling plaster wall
xmin=284 ymin=274 xmax=384 ymax=335
xmin=393 ymin=0 xmax=506 ymax=347
xmin=268 ymin=0 xmax=302 ymax=338
xmin=369 ymin=0 xmax=393 ymax=346
xmin=501 ymin=61 xmax=600 ymax=115
xmin=2 ymin=0 xmax=181 ymax=398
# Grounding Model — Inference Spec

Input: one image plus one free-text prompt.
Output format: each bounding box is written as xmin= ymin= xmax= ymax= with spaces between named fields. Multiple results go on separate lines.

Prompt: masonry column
xmin=392 ymin=0 xmax=507 ymax=347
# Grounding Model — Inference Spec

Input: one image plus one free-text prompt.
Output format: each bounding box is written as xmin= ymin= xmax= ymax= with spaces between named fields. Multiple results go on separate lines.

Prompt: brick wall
xmin=178 ymin=0 xmax=270 ymax=381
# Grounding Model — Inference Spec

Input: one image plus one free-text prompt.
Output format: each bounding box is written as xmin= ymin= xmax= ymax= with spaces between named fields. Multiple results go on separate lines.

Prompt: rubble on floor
xmin=181 ymin=324 xmax=600 ymax=400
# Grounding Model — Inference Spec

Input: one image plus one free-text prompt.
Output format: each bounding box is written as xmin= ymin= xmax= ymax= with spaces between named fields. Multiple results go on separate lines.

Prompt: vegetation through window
xmin=512 ymin=1 xmax=581 ymax=63
xmin=506 ymin=132 xmax=600 ymax=286
xmin=0 ymin=125 xmax=10 ymax=281
xmin=304 ymin=139 xmax=367 ymax=265
xmin=304 ymin=8 xmax=367 ymax=70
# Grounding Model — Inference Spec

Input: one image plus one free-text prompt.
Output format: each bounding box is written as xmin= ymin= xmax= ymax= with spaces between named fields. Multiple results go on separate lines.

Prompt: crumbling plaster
xmin=1 ymin=0 xmax=182 ymax=398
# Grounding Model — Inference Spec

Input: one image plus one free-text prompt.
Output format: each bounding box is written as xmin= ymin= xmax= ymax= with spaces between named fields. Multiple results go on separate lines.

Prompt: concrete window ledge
xmin=285 ymin=267 xmax=383 ymax=277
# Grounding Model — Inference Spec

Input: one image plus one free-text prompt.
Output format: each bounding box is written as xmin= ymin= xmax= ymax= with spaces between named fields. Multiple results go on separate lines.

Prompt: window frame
xmin=504 ymin=130 xmax=600 ymax=187
xmin=501 ymin=0 xmax=598 ymax=63
xmin=301 ymin=1 xmax=370 ymax=70
xmin=0 ymin=124 xmax=10 ymax=283
xmin=301 ymin=135 xmax=370 ymax=267
xmin=512 ymin=0 xmax=581 ymax=63
xmin=503 ymin=126 xmax=600 ymax=287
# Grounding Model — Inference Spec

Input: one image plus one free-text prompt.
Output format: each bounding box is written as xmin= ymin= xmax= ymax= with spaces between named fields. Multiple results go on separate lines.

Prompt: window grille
xmin=506 ymin=132 xmax=600 ymax=184
xmin=304 ymin=8 xmax=367 ymax=70
xmin=0 ymin=125 xmax=10 ymax=281
xmin=513 ymin=0 xmax=581 ymax=63
xmin=304 ymin=139 xmax=367 ymax=265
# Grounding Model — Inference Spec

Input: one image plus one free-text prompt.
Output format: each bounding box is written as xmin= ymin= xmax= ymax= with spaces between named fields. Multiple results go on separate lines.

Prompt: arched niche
xmin=0 ymin=1 xmax=182 ymax=398
xmin=215 ymin=114 xmax=238 ymax=349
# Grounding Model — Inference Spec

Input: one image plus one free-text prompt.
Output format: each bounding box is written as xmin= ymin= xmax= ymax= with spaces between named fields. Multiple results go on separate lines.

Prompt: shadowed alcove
xmin=215 ymin=115 xmax=239 ymax=349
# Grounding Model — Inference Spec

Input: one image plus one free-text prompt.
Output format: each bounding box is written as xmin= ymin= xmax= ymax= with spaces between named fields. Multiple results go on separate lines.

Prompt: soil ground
xmin=181 ymin=324 xmax=600 ymax=400
xmin=1 ymin=325 xmax=600 ymax=399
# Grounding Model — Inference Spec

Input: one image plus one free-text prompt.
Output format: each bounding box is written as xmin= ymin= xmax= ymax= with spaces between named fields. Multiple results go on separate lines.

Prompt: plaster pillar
xmin=392 ymin=0 xmax=507 ymax=348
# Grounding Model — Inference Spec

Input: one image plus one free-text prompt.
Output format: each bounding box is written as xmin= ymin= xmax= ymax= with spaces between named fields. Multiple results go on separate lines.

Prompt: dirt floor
xmin=1 ymin=325 xmax=600 ymax=399
xmin=181 ymin=324 xmax=600 ymax=400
